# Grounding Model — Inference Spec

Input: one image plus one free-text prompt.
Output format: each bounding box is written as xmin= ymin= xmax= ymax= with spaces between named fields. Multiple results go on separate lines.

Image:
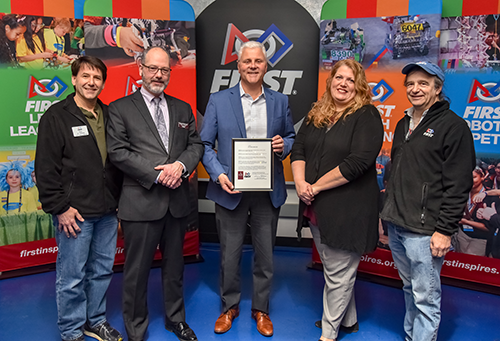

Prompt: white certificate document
xmin=232 ymin=138 xmax=274 ymax=191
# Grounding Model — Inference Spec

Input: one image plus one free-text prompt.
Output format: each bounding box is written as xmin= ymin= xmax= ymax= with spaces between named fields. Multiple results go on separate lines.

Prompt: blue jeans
xmin=54 ymin=212 xmax=118 ymax=341
xmin=387 ymin=223 xmax=444 ymax=341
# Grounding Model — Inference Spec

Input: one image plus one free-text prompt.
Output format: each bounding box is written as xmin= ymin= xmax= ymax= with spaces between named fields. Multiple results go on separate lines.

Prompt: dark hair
xmin=23 ymin=16 xmax=46 ymax=54
xmin=0 ymin=14 xmax=26 ymax=43
xmin=0 ymin=14 xmax=26 ymax=65
xmin=0 ymin=14 xmax=26 ymax=32
xmin=473 ymin=167 xmax=485 ymax=178
xmin=71 ymin=56 xmax=107 ymax=82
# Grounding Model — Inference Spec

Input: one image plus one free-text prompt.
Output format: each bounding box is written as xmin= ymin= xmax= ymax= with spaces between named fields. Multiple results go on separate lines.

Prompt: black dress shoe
xmin=315 ymin=320 xmax=359 ymax=333
xmin=165 ymin=322 xmax=198 ymax=341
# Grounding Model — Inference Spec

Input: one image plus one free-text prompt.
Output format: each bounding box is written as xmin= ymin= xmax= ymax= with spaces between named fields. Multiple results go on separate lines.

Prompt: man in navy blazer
xmin=200 ymin=41 xmax=295 ymax=337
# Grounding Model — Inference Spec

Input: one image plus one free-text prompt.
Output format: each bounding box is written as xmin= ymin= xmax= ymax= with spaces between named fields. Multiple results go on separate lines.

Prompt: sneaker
xmin=83 ymin=321 xmax=123 ymax=341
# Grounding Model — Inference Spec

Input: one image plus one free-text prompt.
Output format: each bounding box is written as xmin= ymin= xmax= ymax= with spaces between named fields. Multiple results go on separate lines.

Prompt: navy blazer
xmin=200 ymin=84 xmax=295 ymax=210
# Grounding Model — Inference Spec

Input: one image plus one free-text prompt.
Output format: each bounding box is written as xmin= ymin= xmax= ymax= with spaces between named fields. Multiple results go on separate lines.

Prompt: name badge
xmin=72 ymin=125 xmax=89 ymax=137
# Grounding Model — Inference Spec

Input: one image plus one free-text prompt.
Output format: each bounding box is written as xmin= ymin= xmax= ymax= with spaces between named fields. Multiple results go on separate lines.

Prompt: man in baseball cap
xmin=380 ymin=61 xmax=475 ymax=341
xmin=401 ymin=61 xmax=445 ymax=82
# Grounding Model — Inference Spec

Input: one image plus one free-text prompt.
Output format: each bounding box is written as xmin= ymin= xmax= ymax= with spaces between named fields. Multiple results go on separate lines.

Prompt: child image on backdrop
xmin=0 ymin=161 xmax=38 ymax=216
xmin=0 ymin=14 xmax=26 ymax=67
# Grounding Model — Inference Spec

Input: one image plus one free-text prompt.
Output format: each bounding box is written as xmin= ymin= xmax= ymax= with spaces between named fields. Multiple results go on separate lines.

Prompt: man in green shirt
xmin=36 ymin=56 xmax=123 ymax=341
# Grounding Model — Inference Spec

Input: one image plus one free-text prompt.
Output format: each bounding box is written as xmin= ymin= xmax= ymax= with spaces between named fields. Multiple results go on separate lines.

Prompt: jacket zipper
xmin=67 ymin=172 xmax=75 ymax=198
xmin=421 ymin=182 xmax=428 ymax=224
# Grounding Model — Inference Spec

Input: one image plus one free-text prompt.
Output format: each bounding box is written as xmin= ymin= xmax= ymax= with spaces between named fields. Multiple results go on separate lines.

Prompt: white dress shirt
xmin=239 ymin=83 xmax=267 ymax=138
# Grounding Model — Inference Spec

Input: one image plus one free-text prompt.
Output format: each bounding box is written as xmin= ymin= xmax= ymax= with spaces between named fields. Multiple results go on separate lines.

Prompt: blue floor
xmin=1 ymin=243 xmax=499 ymax=341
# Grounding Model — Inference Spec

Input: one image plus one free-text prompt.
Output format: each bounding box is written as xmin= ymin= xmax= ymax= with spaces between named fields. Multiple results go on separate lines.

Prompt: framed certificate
xmin=232 ymin=138 xmax=274 ymax=191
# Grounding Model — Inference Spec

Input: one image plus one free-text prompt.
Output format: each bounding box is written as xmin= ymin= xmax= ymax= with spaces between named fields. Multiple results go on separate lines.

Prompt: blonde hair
xmin=51 ymin=18 xmax=71 ymax=30
xmin=307 ymin=59 xmax=372 ymax=128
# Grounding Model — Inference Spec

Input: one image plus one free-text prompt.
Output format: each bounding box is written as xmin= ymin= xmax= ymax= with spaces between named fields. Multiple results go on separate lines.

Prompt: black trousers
xmin=121 ymin=211 xmax=186 ymax=341
xmin=215 ymin=192 xmax=280 ymax=314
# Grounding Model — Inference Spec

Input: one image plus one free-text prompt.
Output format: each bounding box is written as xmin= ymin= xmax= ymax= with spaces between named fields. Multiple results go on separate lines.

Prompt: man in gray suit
xmin=107 ymin=46 xmax=203 ymax=341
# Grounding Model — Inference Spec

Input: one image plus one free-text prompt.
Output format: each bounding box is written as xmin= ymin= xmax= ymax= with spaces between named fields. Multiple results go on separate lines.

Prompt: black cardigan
xmin=291 ymin=104 xmax=384 ymax=254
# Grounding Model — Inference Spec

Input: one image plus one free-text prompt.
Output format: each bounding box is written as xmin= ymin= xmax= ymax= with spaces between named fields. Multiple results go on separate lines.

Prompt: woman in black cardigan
xmin=291 ymin=59 xmax=383 ymax=341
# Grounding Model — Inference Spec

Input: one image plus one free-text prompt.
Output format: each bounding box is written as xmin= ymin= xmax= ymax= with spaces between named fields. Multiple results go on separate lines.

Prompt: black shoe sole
xmin=315 ymin=320 xmax=359 ymax=333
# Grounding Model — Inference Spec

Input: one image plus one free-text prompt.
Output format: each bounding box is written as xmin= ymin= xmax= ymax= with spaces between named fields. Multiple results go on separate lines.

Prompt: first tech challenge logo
xmin=196 ymin=0 xmax=320 ymax=124
xmin=10 ymin=76 xmax=68 ymax=137
xmin=371 ymin=79 xmax=396 ymax=143
xmin=463 ymin=79 xmax=500 ymax=146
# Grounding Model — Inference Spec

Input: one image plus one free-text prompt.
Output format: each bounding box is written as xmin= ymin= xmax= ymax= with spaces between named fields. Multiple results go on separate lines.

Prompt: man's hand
xmin=155 ymin=162 xmax=184 ymax=189
xmin=271 ymin=135 xmax=284 ymax=154
xmin=477 ymin=202 xmax=497 ymax=221
xmin=295 ymin=181 xmax=314 ymax=205
xmin=57 ymin=207 xmax=84 ymax=238
xmin=430 ymin=231 xmax=451 ymax=258
xmin=218 ymin=173 xmax=240 ymax=195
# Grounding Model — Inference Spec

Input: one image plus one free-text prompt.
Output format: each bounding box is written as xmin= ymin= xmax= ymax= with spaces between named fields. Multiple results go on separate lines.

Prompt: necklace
xmin=33 ymin=37 xmax=43 ymax=53
xmin=54 ymin=32 xmax=63 ymax=56
xmin=6 ymin=189 xmax=22 ymax=214
xmin=4 ymin=41 xmax=20 ymax=67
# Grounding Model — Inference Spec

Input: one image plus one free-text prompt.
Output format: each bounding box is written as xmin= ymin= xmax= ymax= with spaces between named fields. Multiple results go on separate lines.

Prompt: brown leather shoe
xmin=214 ymin=307 xmax=239 ymax=334
xmin=251 ymin=310 xmax=273 ymax=337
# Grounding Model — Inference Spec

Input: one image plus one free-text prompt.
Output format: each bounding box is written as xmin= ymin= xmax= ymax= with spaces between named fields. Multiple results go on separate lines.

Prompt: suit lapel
xmin=131 ymin=91 xmax=168 ymax=154
xmin=165 ymin=93 xmax=175 ymax=154
xmin=229 ymin=86 xmax=246 ymax=138
xmin=265 ymin=88 xmax=275 ymax=138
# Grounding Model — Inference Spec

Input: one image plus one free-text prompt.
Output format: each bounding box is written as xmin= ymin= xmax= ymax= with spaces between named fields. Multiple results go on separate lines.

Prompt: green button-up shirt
xmin=80 ymin=103 xmax=106 ymax=165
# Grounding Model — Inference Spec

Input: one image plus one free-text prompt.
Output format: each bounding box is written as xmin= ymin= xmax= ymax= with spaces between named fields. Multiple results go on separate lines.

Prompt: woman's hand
xmin=295 ymin=181 xmax=314 ymax=205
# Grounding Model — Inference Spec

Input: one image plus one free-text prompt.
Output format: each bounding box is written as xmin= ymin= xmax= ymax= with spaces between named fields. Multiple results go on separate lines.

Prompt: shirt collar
xmin=404 ymin=106 xmax=430 ymax=119
xmin=239 ymin=83 xmax=266 ymax=99
xmin=140 ymin=86 xmax=163 ymax=104
xmin=79 ymin=103 xmax=101 ymax=119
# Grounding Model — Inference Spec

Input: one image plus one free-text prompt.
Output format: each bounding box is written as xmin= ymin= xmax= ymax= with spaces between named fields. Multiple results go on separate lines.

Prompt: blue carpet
xmin=1 ymin=243 xmax=499 ymax=340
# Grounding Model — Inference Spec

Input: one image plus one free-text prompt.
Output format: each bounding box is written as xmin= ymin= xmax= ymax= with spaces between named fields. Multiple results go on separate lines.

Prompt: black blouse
xmin=291 ymin=104 xmax=384 ymax=254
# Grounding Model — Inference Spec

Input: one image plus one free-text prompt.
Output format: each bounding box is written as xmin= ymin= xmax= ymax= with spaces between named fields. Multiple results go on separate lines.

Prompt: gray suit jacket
xmin=107 ymin=90 xmax=203 ymax=221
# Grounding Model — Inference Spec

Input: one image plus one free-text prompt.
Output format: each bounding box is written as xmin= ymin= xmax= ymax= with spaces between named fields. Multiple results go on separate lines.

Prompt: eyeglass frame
xmin=31 ymin=22 xmax=45 ymax=29
xmin=141 ymin=64 xmax=171 ymax=76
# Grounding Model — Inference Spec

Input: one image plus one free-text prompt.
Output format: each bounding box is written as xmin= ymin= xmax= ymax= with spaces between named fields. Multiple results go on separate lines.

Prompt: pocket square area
xmin=178 ymin=122 xmax=189 ymax=129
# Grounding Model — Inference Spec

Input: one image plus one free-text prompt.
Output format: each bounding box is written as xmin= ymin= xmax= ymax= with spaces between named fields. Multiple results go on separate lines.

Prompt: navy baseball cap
xmin=401 ymin=61 xmax=445 ymax=82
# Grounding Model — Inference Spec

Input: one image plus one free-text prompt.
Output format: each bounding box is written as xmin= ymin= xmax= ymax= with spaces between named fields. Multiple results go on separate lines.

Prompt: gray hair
xmin=433 ymin=76 xmax=445 ymax=101
xmin=237 ymin=41 xmax=267 ymax=63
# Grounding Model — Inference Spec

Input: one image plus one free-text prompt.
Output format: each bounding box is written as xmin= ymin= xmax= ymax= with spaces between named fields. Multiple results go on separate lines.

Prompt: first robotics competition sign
xmin=0 ymin=0 xmax=200 ymax=274
xmin=436 ymin=0 xmax=500 ymax=287
xmin=315 ymin=0 xmax=500 ymax=288
xmin=195 ymin=0 xmax=320 ymax=182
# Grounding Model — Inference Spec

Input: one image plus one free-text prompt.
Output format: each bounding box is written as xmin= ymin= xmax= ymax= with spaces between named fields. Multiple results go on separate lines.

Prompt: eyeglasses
xmin=142 ymin=64 xmax=171 ymax=76
xmin=31 ymin=22 xmax=44 ymax=29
